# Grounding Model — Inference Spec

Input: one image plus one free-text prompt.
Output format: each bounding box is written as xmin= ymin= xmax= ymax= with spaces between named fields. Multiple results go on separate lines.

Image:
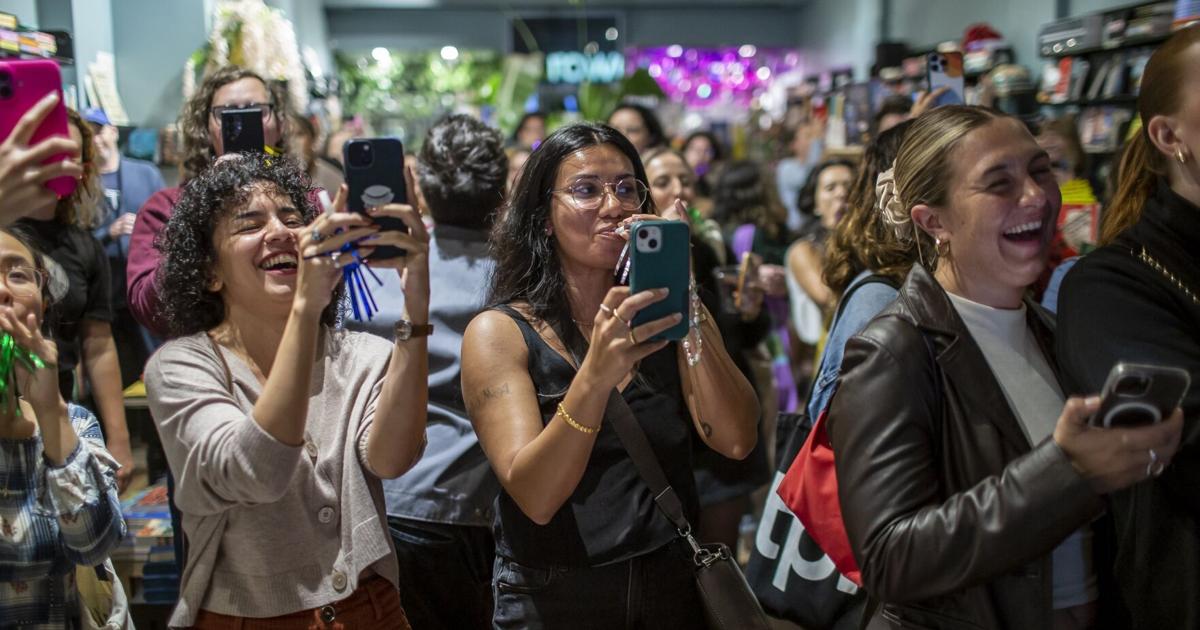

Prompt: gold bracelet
xmin=556 ymin=402 xmax=597 ymax=434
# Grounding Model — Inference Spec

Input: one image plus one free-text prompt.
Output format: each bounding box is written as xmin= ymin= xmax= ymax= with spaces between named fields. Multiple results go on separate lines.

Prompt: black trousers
xmin=388 ymin=516 xmax=495 ymax=630
xmin=491 ymin=540 xmax=707 ymax=630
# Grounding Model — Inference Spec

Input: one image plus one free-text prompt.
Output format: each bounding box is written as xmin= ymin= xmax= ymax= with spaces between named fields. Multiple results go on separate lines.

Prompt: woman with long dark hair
xmin=461 ymin=122 xmax=758 ymax=628
xmin=1056 ymin=25 xmax=1200 ymax=627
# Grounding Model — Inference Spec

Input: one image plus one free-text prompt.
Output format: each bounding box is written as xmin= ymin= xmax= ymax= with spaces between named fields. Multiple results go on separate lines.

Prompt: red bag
xmin=776 ymin=407 xmax=863 ymax=587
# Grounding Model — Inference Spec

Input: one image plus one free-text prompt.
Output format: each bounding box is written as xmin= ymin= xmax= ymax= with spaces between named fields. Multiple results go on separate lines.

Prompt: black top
xmin=491 ymin=305 xmax=699 ymax=568
xmin=16 ymin=219 xmax=113 ymax=378
xmin=1057 ymin=182 xmax=1200 ymax=629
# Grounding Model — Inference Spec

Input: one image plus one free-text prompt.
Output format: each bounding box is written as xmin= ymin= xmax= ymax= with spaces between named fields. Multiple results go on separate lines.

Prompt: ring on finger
xmin=1147 ymin=448 xmax=1160 ymax=478
xmin=599 ymin=304 xmax=614 ymax=318
xmin=627 ymin=328 xmax=639 ymax=345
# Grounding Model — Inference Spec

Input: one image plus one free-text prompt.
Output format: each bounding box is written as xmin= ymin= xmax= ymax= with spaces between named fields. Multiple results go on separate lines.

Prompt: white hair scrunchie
xmin=875 ymin=165 xmax=914 ymax=242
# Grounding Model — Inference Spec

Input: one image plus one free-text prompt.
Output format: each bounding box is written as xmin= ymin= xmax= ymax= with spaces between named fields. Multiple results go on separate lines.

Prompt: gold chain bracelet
xmin=556 ymin=402 xmax=597 ymax=434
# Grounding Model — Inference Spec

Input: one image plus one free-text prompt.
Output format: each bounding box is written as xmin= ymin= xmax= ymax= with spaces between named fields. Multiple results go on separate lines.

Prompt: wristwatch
xmin=394 ymin=320 xmax=434 ymax=341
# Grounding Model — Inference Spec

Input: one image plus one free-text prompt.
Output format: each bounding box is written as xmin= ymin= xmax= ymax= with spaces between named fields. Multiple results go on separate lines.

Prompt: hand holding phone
xmin=629 ymin=220 xmax=691 ymax=341
xmin=0 ymin=60 xmax=79 ymax=203
xmin=343 ymin=138 xmax=410 ymax=261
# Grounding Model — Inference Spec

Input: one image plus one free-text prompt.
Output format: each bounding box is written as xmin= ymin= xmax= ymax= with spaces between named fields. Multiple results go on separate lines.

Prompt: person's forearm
xmin=81 ymin=333 xmax=130 ymax=452
xmin=501 ymin=367 xmax=611 ymax=525
xmin=34 ymin=400 xmax=78 ymax=466
xmin=680 ymin=308 xmax=759 ymax=459
xmin=366 ymin=336 xmax=430 ymax=478
xmin=250 ymin=304 xmax=324 ymax=447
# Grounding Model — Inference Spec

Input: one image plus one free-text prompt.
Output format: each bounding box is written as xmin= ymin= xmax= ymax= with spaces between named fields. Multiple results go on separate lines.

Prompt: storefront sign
xmin=546 ymin=51 xmax=625 ymax=84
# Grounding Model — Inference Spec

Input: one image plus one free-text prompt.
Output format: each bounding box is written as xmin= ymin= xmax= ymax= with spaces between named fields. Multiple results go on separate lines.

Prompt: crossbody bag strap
xmin=603 ymin=389 xmax=693 ymax=536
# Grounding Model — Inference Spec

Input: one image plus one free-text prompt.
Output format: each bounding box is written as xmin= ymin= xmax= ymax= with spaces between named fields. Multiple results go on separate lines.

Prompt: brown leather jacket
xmin=827 ymin=265 xmax=1104 ymax=629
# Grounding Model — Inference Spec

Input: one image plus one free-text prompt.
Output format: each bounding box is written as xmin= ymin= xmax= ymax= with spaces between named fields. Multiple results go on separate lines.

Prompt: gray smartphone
xmin=1090 ymin=362 xmax=1190 ymax=428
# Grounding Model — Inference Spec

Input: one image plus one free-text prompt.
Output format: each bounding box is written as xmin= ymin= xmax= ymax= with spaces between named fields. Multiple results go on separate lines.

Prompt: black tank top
xmin=491 ymin=305 xmax=699 ymax=568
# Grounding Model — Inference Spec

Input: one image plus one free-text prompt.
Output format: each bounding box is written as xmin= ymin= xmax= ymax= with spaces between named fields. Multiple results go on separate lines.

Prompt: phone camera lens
xmin=1115 ymin=375 xmax=1151 ymax=397
xmin=648 ymin=238 xmax=659 ymax=248
xmin=347 ymin=142 xmax=374 ymax=168
xmin=637 ymin=228 xmax=649 ymax=240
xmin=0 ymin=71 xmax=11 ymax=100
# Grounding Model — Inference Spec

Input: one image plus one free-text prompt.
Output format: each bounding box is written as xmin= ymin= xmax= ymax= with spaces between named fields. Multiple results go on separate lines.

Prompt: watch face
xmin=396 ymin=320 xmax=411 ymax=340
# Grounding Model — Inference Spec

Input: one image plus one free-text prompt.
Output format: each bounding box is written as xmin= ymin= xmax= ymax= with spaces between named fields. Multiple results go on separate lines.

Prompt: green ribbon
xmin=0 ymin=332 xmax=46 ymax=411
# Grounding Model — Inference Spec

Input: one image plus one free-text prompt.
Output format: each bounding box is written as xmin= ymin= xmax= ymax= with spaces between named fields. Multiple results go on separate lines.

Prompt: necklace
xmin=1136 ymin=247 xmax=1200 ymax=306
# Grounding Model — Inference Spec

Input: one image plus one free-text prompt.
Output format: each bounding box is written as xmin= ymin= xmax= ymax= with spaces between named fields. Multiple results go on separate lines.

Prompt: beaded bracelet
xmin=681 ymin=275 xmax=704 ymax=367
xmin=557 ymin=402 xmax=597 ymax=434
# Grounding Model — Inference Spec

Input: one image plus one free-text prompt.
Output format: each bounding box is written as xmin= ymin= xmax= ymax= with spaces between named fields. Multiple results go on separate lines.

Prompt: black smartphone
xmin=1090 ymin=363 xmax=1190 ymax=428
xmin=220 ymin=106 xmax=266 ymax=154
xmin=343 ymin=137 xmax=409 ymax=260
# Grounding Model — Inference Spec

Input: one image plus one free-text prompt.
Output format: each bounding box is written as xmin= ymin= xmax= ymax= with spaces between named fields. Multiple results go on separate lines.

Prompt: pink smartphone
xmin=0 ymin=59 xmax=76 ymax=198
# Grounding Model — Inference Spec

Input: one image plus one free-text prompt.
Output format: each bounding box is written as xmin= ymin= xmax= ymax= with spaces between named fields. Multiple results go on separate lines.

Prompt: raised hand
xmin=0 ymin=92 xmax=83 ymax=225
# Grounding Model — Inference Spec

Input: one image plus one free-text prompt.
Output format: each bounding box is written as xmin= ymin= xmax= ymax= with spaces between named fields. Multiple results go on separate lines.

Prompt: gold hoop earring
xmin=1176 ymin=147 xmax=1189 ymax=165
xmin=935 ymin=237 xmax=951 ymax=258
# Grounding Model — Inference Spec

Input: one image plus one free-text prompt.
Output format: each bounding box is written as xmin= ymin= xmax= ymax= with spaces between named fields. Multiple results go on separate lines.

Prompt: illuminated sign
xmin=545 ymin=51 xmax=626 ymax=84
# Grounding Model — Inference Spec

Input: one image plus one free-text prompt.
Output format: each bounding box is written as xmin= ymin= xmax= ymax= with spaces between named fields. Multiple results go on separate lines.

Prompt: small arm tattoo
xmin=469 ymin=383 xmax=511 ymax=410
xmin=483 ymin=383 xmax=511 ymax=400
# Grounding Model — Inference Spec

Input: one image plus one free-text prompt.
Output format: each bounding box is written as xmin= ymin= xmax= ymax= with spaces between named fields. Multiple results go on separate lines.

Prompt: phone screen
xmin=926 ymin=52 xmax=965 ymax=108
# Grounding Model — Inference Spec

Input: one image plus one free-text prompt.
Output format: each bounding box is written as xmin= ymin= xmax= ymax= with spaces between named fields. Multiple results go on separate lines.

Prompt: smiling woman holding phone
xmin=145 ymin=155 xmax=428 ymax=628
xmin=461 ymin=122 xmax=759 ymax=629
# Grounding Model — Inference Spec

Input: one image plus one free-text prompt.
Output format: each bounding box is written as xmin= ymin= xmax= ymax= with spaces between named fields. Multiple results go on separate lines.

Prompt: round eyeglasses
xmin=0 ymin=266 xmax=46 ymax=298
xmin=552 ymin=178 xmax=649 ymax=212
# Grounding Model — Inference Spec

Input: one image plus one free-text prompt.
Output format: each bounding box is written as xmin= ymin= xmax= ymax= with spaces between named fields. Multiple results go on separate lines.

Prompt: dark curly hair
xmin=179 ymin=66 xmax=290 ymax=180
xmin=822 ymin=119 xmax=918 ymax=295
xmin=417 ymin=114 xmax=507 ymax=230
xmin=156 ymin=154 xmax=341 ymax=338
xmin=489 ymin=122 xmax=653 ymax=366
xmin=608 ymin=103 xmax=666 ymax=150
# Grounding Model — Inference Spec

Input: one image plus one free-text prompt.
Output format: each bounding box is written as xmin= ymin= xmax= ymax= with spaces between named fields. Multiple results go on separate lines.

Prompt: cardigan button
xmin=331 ymin=569 xmax=347 ymax=592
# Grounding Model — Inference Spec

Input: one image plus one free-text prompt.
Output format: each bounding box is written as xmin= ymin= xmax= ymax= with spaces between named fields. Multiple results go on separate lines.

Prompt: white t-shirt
xmin=948 ymin=292 xmax=1098 ymax=609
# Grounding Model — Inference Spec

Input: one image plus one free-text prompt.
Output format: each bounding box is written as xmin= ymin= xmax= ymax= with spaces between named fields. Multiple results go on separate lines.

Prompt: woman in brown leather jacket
xmin=826 ymin=106 xmax=1184 ymax=630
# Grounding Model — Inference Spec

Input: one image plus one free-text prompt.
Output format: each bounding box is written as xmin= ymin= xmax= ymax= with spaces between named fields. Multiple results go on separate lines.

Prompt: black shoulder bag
xmin=604 ymin=389 xmax=773 ymax=630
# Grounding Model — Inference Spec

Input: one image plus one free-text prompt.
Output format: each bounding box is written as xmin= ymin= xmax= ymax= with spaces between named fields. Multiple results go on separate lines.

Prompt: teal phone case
xmin=629 ymin=220 xmax=690 ymax=341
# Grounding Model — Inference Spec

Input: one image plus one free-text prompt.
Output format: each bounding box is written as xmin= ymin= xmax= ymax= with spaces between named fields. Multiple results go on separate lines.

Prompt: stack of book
xmin=115 ymin=481 xmax=179 ymax=604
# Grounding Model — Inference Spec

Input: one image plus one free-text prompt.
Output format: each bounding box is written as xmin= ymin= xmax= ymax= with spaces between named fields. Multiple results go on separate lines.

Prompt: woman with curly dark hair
xmin=16 ymin=108 xmax=134 ymax=492
xmin=144 ymin=155 xmax=429 ymax=629
xmin=127 ymin=66 xmax=290 ymax=336
xmin=461 ymin=122 xmax=759 ymax=628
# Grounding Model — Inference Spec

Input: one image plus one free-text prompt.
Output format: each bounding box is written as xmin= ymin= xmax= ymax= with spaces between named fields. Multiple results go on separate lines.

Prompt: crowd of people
xmin=0 ymin=23 xmax=1198 ymax=630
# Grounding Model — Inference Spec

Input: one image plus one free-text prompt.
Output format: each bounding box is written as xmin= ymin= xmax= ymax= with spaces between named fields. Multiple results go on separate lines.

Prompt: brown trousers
xmin=190 ymin=575 xmax=410 ymax=630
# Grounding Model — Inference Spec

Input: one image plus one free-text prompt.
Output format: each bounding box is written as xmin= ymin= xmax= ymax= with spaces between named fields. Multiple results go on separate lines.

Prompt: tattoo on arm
xmin=469 ymin=383 xmax=511 ymax=410
xmin=484 ymin=383 xmax=511 ymax=400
